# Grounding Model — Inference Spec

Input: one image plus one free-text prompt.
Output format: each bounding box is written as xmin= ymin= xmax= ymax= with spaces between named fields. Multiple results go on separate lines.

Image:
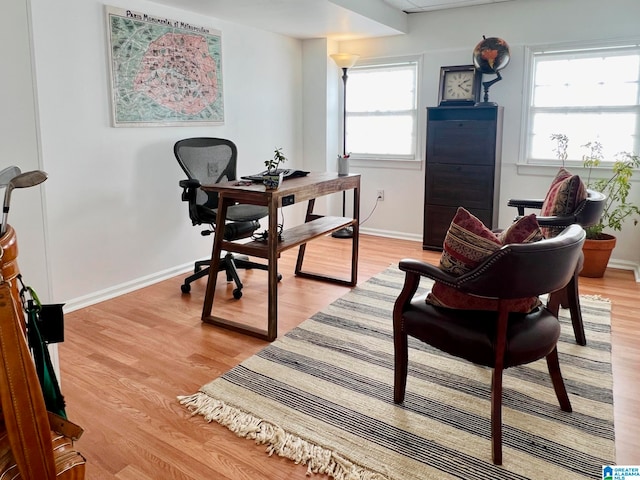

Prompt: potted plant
xmin=552 ymin=134 xmax=640 ymax=276
xmin=263 ymin=147 xmax=287 ymax=189
xmin=579 ymin=140 xmax=640 ymax=276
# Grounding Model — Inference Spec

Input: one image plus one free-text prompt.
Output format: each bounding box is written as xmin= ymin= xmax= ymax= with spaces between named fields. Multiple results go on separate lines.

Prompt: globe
xmin=473 ymin=37 xmax=510 ymax=74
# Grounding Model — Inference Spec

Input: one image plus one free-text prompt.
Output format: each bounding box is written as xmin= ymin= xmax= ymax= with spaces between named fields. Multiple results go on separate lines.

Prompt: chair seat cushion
xmin=404 ymin=295 xmax=561 ymax=368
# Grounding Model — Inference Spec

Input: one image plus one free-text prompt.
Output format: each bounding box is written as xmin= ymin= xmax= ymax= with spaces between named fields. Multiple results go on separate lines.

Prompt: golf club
xmin=0 ymin=170 xmax=48 ymax=236
xmin=0 ymin=166 xmax=21 ymax=188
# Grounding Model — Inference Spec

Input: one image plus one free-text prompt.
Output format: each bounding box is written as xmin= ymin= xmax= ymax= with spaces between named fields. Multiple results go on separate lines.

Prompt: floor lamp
xmin=330 ymin=53 xmax=359 ymax=239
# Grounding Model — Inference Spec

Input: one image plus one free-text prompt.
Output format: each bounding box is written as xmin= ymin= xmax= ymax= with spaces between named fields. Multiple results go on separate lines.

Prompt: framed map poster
xmin=105 ymin=6 xmax=224 ymax=127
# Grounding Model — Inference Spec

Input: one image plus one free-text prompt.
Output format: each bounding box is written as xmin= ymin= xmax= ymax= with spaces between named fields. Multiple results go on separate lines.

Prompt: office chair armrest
xmin=179 ymin=178 xmax=201 ymax=189
xmin=507 ymin=198 xmax=544 ymax=216
xmin=179 ymin=178 xmax=201 ymax=204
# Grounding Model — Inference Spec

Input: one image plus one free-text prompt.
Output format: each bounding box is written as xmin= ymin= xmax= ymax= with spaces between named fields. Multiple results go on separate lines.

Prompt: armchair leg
xmin=393 ymin=329 xmax=408 ymax=404
xmin=546 ymin=347 xmax=572 ymax=412
xmin=491 ymin=367 xmax=503 ymax=465
xmin=565 ymin=271 xmax=587 ymax=346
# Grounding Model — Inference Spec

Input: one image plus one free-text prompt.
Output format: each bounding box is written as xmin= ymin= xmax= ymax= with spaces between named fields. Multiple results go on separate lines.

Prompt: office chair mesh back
xmin=175 ymin=140 xmax=237 ymax=211
xmin=174 ymin=137 xmax=271 ymax=298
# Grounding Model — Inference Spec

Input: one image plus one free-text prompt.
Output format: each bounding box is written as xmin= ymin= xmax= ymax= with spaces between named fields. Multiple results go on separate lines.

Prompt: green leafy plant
xmin=264 ymin=147 xmax=287 ymax=173
xmin=552 ymin=134 xmax=640 ymax=239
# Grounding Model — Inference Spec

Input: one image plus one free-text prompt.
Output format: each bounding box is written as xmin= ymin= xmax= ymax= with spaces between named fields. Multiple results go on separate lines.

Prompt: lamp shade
xmin=330 ymin=53 xmax=359 ymax=69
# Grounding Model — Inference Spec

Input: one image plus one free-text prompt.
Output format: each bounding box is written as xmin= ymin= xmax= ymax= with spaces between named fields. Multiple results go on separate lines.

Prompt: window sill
xmin=350 ymin=157 xmax=422 ymax=171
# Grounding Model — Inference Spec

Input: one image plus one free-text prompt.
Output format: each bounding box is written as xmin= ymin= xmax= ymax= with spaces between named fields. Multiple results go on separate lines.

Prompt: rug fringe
xmin=177 ymin=392 xmax=389 ymax=480
xmin=581 ymin=294 xmax=611 ymax=302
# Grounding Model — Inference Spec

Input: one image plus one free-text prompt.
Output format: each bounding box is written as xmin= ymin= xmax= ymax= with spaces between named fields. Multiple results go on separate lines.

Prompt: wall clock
xmin=438 ymin=65 xmax=482 ymax=106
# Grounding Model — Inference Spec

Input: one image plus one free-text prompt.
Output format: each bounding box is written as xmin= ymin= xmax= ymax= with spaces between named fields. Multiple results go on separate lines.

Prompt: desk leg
xmin=351 ymin=184 xmax=360 ymax=286
xmin=202 ymin=196 xmax=229 ymax=319
xmin=266 ymin=198 xmax=280 ymax=341
xmin=294 ymin=199 xmax=316 ymax=274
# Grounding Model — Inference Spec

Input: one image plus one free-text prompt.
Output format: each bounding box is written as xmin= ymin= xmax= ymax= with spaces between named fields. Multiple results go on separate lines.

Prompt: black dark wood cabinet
xmin=422 ymin=105 xmax=503 ymax=250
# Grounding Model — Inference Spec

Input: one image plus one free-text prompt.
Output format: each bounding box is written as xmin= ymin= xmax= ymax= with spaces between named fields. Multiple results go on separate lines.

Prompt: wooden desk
xmin=201 ymin=172 xmax=360 ymax=341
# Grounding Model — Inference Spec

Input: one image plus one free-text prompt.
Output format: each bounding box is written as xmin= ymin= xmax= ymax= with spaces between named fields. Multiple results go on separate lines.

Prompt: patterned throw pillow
xmin=540 ymin=168 xmax=587 ymax=238
xmin=439 ymin=207 xmax=502 ymax=276
xmin=427 ymin=209 xmax=543 ymax=313
xmin=498 ymin=212 xmax=545 ymax=244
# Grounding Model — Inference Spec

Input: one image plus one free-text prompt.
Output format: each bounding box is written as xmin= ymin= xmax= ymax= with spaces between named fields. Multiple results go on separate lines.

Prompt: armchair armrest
xmin=528 ymin=214 xmax=578 ymax=228
xmin=507 ymin=198 xmax=544 ymax=216
xmin=398 ymin=259 xmax=455 ymax=284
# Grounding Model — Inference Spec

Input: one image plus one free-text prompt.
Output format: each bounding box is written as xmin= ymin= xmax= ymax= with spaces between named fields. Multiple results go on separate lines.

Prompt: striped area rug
xmin=179 ymin=266 xmax=615 ymax=480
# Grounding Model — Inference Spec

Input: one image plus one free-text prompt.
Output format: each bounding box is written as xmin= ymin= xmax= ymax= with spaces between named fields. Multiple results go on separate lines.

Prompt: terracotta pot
xmin=579 ymin=233 xmax=617 ymax=278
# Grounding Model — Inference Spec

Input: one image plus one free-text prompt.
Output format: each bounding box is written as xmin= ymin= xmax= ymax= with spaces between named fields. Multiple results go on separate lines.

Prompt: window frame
xmin=522 ymin=40 xmax=640 ymax=166
xmin=345 ymin=55 xmax=422 ymax=165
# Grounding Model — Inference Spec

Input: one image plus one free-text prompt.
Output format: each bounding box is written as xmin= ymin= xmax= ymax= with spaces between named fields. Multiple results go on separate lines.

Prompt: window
xmin=346 ymin=58 xmax=419 ymax=161
xmin=526 ymin=44 xmax=640 ymax=163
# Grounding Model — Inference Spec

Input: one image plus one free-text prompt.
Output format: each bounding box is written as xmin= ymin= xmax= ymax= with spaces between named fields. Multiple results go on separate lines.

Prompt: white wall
xmin=1 ymin=0 xmax=49 ymax=297
xmin=4 ymin=0 xmax=639 ymax=314
xmin=19 ymin=0 xmax=305 ymax=308
xmin=336 ymin=0 xmax=640 ymax=273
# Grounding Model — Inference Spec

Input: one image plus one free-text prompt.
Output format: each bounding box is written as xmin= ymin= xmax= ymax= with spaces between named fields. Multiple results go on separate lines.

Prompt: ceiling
xmin=382 ymin=0 xmax=516 ymax=13
xmin=148 ymin=0 xmax=521 ymax=40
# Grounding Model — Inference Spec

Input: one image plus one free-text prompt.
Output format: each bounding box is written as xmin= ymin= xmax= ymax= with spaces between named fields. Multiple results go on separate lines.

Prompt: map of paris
xmin=106 ymin=7 xmax=224 ymax=126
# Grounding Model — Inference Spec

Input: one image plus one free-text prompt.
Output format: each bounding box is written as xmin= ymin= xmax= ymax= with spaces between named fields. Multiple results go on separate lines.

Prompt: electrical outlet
xmin=376 ymin=189 xmax=384 ymax=201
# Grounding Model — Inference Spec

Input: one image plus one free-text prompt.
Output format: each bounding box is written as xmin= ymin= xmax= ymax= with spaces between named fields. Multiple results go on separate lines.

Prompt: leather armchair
xmin=393 ymin=224 xmax=585 ymax=465
xmin=506 ymin=188 xmax=606 ymax=345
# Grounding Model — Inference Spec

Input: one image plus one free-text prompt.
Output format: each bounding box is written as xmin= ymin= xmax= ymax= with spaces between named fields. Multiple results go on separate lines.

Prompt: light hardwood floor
xmin=59 ymin=234 xmax=640 ymax=479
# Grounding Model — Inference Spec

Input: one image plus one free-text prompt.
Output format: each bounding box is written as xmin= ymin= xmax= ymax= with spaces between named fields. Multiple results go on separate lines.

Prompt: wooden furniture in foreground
xmin=0 ymin=280 xmax=85 ymax=479
xmin=201 ymin=172 xmax=360 ymax=341
xmin=423 ymin=105 xmax=503 ymax=250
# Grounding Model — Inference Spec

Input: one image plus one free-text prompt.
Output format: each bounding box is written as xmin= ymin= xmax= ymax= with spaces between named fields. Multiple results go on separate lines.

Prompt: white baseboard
xmin=63 ymin=262 xmax=194 ymax=313
xmin=607 ymin=258 xmax=640 ymax=282
xmin=62 ymin=232 xmax=640 ymax=313
xmin=359 ymin=226 xmax=422 ymax=242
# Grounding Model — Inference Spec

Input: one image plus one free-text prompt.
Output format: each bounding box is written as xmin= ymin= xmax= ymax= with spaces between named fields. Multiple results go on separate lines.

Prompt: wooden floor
xmin=59 ymin=234 xmax=640 ymax=479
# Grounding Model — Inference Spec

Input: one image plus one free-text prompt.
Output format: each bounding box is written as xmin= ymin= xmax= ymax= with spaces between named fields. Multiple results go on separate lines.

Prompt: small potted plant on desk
xmin=579 ymin=140 xmax=640 ymax=277
xmin=263 ymin=147 xmax=287 ymax=189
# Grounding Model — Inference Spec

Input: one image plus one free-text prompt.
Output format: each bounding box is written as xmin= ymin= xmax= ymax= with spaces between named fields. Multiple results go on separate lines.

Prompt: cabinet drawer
xmin=427 ymin=121 xmax=496 ymax=165
xmin=425 ymin=164 xmax=494 ymax=209
xmin=423 ymin=205 xmax=492 ymax=250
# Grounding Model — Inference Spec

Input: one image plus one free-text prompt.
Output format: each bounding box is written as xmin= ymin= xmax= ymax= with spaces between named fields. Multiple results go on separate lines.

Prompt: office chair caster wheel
xmin=233 ymin=288 xmax=242 ymax=299
xmin=181 ymin=283 xmax=191 ymax=294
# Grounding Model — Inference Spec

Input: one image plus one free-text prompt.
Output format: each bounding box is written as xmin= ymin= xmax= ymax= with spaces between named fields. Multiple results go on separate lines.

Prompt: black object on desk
xmin=242 ymin=169 xmax=309 ymax=182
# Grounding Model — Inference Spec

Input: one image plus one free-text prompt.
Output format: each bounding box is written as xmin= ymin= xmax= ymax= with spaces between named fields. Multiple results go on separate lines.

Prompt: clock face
xmin=443 ymin=71 xmax=476 ymax=101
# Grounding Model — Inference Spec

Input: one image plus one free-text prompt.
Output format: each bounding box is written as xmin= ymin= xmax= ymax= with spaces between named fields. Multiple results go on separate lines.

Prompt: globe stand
xmin=477 ymin=71 xmax=502 ymax=106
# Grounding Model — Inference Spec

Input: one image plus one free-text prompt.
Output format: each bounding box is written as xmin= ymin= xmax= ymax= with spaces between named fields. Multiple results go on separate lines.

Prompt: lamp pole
xmin=340 ymin=67 xmax=348 ymax=157
xmin=330 ymin=53 xmax=359 ymax=239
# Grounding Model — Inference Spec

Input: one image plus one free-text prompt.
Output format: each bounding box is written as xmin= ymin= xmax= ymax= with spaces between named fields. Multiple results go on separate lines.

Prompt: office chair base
xmin=180 ymin=254 xmax=281 ymax=298
xmin=331 ymin=226 xmax=353 ymax=239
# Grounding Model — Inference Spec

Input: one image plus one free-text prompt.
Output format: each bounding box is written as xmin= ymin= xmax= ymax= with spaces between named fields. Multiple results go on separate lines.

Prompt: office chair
xmin=393 ymin=224 xmax=585 ymax=465
xmin=175 ymin=137 xmax=271 ymax=299
xmin=507 ymin=188 xmax=606 ymax=345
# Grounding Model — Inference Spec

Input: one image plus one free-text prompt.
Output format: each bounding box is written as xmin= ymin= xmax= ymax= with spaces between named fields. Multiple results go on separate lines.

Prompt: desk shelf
xmin=222 ymin=216 xmax=355 ymax=258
